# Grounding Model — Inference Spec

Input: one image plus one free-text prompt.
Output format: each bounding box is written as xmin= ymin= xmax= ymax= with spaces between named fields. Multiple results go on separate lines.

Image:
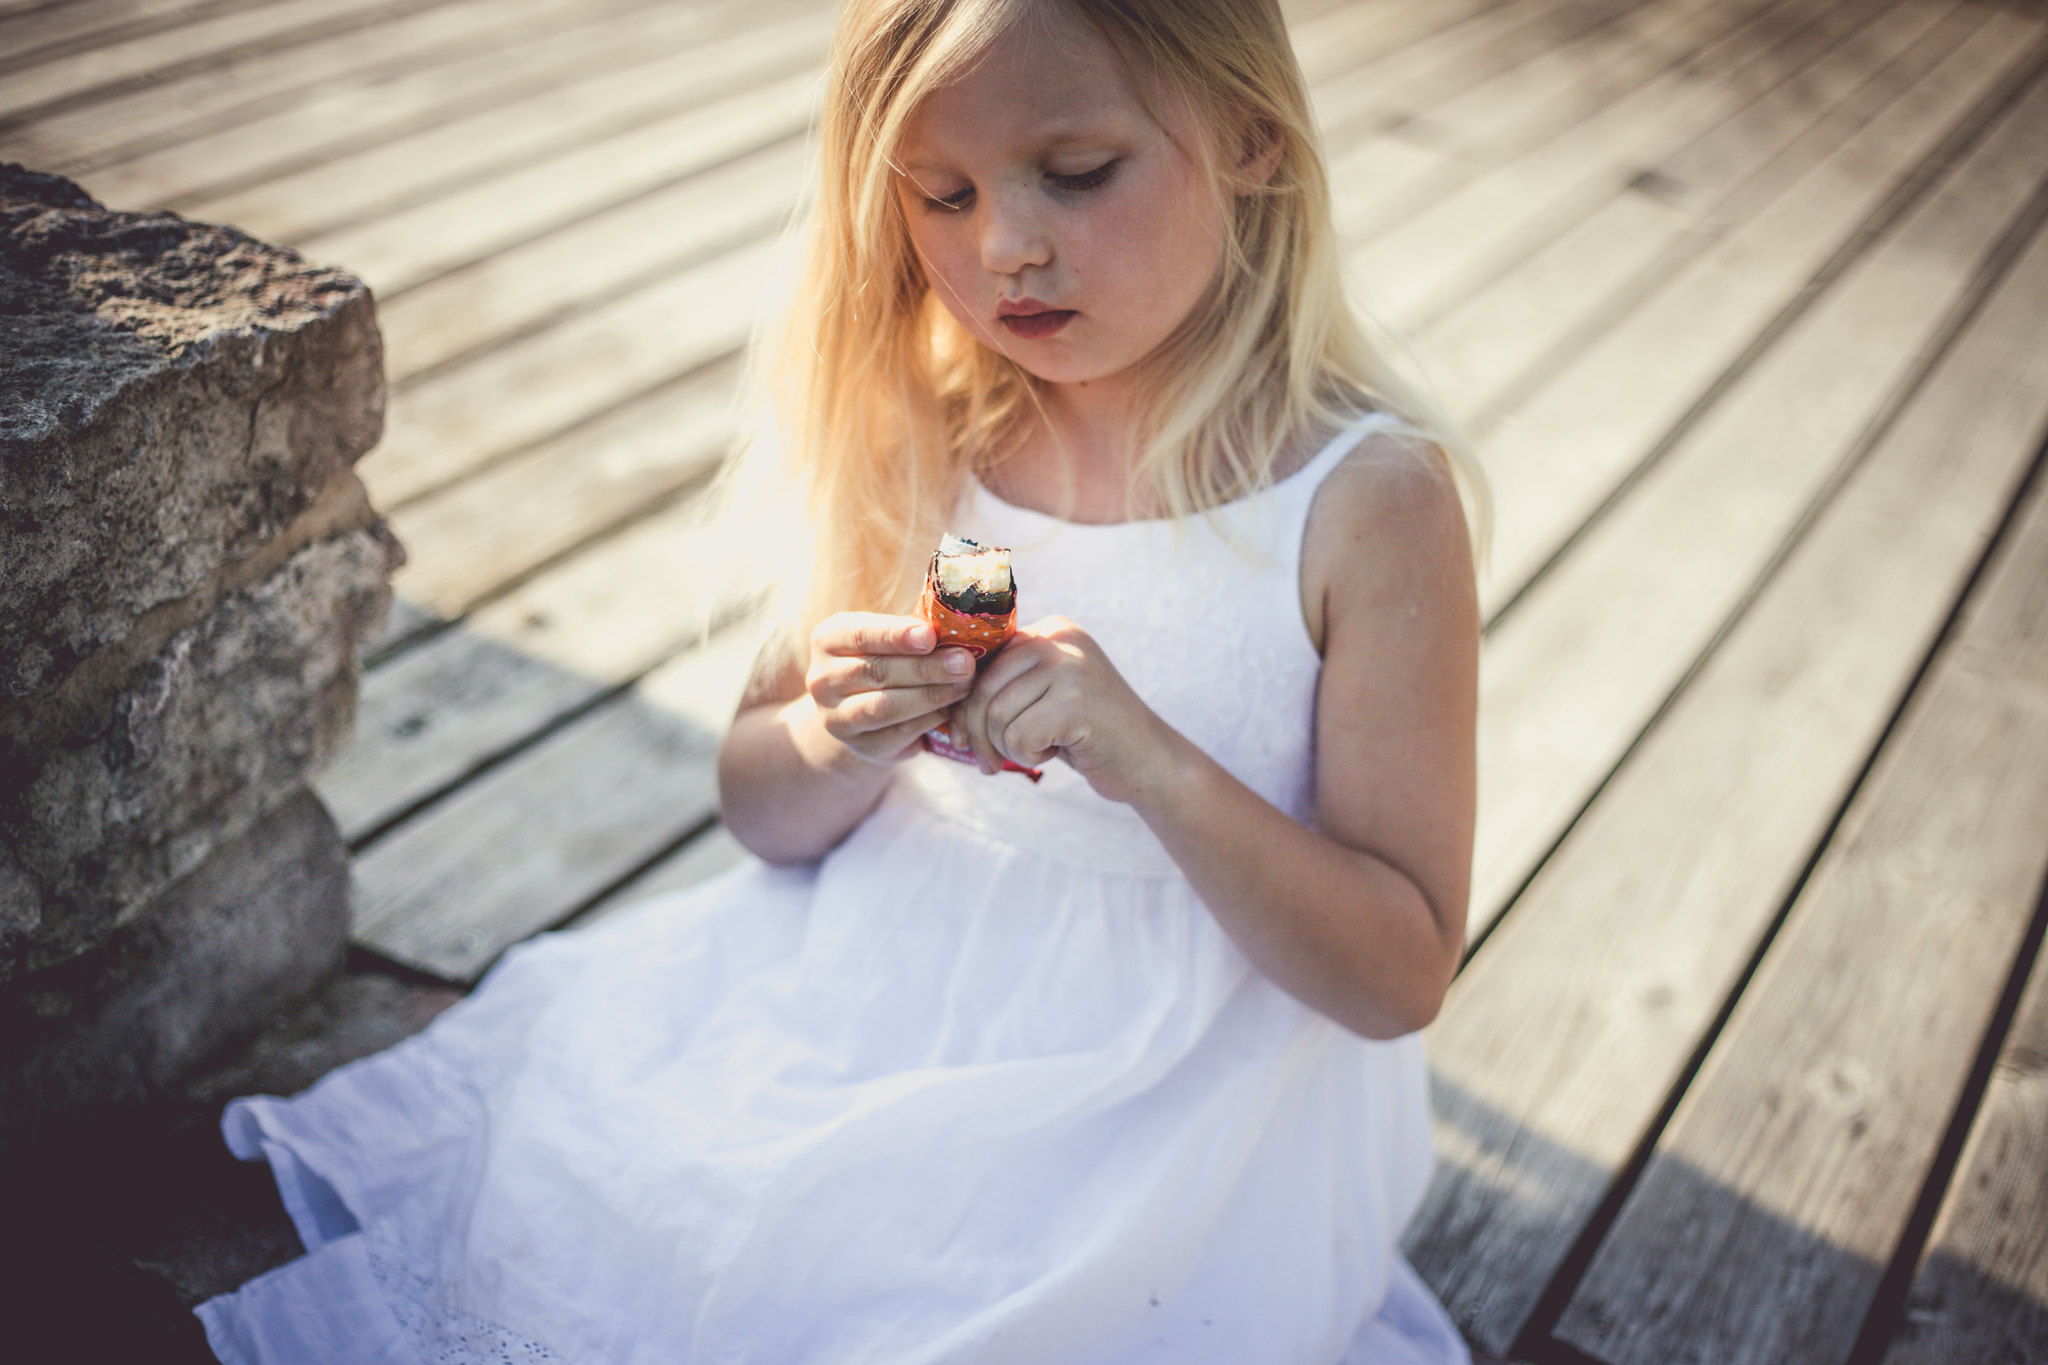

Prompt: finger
xmin=838 ymin=680 xmax=972 ymax=735
xmin=999 ymin=699 xmax=1064 ymax=768
xmin=984 ymin=673 xmax=1053 ymax=766
xmin=815 ymin=612 xmax=937 ymax=659
xmin=815 ymin=646 xmax=974 ymax=706
xmin=864 ymin=709 xmax=949 ymax=763
xmin=953 ymin=667 xmax=1006 ymax=775
xmin=959 ymin=643 xmax=1051 ymax=767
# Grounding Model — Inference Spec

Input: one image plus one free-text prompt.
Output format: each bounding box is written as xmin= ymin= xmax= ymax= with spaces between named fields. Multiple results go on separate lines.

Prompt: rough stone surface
xmin=0 ymin=163 xmax=385 ymax=701
xmin=0 ymin=526 xmax=396 ymax=978
xmin=0 ymin=787 xmax=351 ymax=1153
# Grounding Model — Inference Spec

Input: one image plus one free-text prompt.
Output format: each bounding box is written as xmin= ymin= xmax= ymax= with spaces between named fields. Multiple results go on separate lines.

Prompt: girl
xmin=197 ymin=1 xmax=1483 ymax=1362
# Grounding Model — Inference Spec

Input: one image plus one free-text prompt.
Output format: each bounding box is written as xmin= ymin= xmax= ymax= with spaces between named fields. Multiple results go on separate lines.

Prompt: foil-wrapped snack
xmin=920 ymin=534 xmax=1043 ymax=780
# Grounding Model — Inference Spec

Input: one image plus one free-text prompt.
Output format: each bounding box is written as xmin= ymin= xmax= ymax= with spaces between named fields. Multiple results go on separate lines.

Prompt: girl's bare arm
xmin=1138 ymin=443 xmax=1477 ymax=1037
xmin=718 ymin=615 xmax=976 ymax=863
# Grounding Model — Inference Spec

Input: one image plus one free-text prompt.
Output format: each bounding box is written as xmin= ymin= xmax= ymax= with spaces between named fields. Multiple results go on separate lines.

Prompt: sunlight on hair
xmin=718 ymin=0 xmax=1490 ymax=668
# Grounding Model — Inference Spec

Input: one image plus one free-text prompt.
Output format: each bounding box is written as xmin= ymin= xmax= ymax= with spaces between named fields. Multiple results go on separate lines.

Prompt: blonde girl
xmin=197 ymin=2 xmax=1482 ymax=1362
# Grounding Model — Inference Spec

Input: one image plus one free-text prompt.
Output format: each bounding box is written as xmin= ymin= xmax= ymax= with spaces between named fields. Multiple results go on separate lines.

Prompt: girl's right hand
xmin=806 ymin=612 xmax=977 ymax=766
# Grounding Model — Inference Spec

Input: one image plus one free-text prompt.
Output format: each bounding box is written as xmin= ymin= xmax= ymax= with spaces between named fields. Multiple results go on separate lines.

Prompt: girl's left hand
xmin=947 ymin=616 xmax=1172 ymax=803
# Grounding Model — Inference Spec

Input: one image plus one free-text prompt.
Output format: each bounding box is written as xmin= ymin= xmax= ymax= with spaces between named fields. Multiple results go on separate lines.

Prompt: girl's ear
xmin=1236 ymin=117 xmax=1284 ymax=190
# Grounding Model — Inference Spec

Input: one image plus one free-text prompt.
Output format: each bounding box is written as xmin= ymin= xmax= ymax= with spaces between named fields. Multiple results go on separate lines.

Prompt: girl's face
xmin=893 ymin=8 xmax=1229 ymax=391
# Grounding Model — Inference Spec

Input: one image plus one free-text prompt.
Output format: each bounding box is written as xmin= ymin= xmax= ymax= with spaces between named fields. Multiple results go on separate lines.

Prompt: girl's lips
xmin=998 ymin=309 xmax=1076 ymax=339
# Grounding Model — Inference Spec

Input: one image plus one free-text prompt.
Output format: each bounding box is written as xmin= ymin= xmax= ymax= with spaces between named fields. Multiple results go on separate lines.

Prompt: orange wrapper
xmin=918 ymin=542 xmax=1043 ymax=781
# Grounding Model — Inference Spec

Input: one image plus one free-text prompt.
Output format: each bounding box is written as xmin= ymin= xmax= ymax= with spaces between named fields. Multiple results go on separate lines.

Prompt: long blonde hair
xmin=753 ymin=0 xmax=1485 ymax=646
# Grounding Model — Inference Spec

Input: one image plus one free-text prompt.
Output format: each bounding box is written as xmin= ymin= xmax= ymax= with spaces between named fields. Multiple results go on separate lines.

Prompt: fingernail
xmin=943 ymin=650 xmax=972 ymax=675
xmin=908 ymin=625 xmax=935 ymax=650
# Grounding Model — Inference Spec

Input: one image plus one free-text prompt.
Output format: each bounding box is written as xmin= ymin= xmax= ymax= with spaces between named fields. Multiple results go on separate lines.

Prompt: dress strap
xmin=1269 ymin=408 xmax=1415 ymax=582
xmin=1290 ymin=408 xmax=1413 ymax=493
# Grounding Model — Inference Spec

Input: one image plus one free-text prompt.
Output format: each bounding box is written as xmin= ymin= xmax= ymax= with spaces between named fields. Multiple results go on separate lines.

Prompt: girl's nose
xmin=978 ymin=187 xmax=1052 ymax=277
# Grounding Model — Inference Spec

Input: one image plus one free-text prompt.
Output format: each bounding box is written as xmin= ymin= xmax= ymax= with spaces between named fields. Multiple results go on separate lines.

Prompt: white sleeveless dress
xmin=195 ymin=411 xmax=1471 ymax=1365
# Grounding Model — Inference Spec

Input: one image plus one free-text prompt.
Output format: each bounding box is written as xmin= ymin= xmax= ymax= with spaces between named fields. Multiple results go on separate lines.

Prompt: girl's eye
xmin=1048 ymin=160 xmax=1117 ymax=192
xmin=922 ymin=185 xmax=974 ymax=214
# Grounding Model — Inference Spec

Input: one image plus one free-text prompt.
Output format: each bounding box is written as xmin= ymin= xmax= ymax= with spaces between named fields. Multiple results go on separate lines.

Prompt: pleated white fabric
xmin=196 ymin=410 xmax=1471 ymax=1365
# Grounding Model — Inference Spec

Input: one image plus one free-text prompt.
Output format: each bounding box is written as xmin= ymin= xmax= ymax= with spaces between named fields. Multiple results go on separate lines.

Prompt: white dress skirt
xmin=196 ymin=411 xmax=1472 ymax=1365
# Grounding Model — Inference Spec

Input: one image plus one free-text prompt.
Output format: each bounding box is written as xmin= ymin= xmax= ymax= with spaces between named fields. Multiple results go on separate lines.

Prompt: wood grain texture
xmin=329 ymin=468 xmax=769 ymax=838
xmin=1414 ymin=0 xmax=1955 ymax=430
xmin=316 ymin=626 xmax=609 ymax=843
xmin=1475 ymin=6 xmax=2032 ymax=613
xmin=1885 ymin=831 xmax=2048 ymax=1365
xmin=294 ymin=56 xmax=820 ymax=293
xmin=377 ymin=136 xmax=806 ymax=382
xmin=1553 ymin=390 xmax=2048 ymax=1365
xmin=349 ymin=623 xmax=764 ymax=982
xmin=2 ymin=0 xmax=662 ymax=183
xmin=1407 ymin=0 xmax=1733 ymax=157
xmin=362 ymin=236 xmax=774 ymax=509
xmin=183 ymin=1 xmax=823 ymax=250
xmin=573 ymin=824 xmax=756 ymax=934
xmin=1468 ymin=65 xmax=2048 ymax=936
xmin=1307 ymin=0 xmax=1639 ymax=143
xmin=1410 ymin=171 xmax=2048 ymax=1356
xmin=382 ymin=356 xmax=741 ymax=616
xmin=1293 ymin=0 xmax=1518 ymax=99
xmin=1347 ymin=0 xmax=1798 ymax=329
xmin=60 ymin=0 xmax=738 ymax=208
xmin=0 ymin=0 xmax=419 ymax=122
xmin=0 ymin=0 xmax=256 ymax=77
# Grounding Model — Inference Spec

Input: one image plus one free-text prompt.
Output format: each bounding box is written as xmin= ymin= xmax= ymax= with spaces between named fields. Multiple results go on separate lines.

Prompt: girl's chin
xmin=997 ymin=346 xmax=1135 ymax=390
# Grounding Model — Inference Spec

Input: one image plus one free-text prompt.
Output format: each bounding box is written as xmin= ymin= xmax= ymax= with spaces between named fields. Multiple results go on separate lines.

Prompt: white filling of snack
xmin=935 ymin=537 xmax=1012 ymax=597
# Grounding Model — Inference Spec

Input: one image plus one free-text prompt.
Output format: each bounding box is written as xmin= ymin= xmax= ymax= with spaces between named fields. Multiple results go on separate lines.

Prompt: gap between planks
xmin=1409 ymin=67 xmax=2048 ymax=1355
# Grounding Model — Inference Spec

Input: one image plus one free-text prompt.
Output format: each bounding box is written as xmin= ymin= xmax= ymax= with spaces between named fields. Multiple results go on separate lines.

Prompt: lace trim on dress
xmin=364 ymin=1223 xmax=566 ymax=1365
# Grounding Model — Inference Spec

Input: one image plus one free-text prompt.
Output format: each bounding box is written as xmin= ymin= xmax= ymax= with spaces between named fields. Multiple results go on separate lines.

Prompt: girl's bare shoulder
xmin=1298 ymin=429 xmax=1476 ymax=656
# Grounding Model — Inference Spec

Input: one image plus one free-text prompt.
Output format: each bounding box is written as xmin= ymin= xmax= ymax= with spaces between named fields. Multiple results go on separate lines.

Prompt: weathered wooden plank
xmin=573 ymin=824 xmax=756 ymax=934
xmin=361 ymin=236 xmax=772 ymax=510
xmin=0 ymin=0 xmax=659 ymax=180
xmin=329 ymin=480 xmax=764 ymax=840
xmin=383 ymin=356 xmax=739 ymax=615
xmin=1552 ymin=307 xmax=2048 ymax=1365
xmin=183 ymin=3 xmax=826 ymax=253
xmin=1350 ymin=0 xmax=1868 ymax=332
xmin=1408 ymin=162 xmax=2048 ymax=1357
xmin=1409 ymin=0 xmax=1734 ymax=157
xmin=447 ymin=495 xmax=764 ymax=689
xmin=1474 ymin=7 xmax=2035 ymax=614
xmin=378 ymin=136 xmax=805 ymax=382
xmin=1414 ymin=0 xmax=1955 ymax=430
xmin=1291 ymin=0 xmax=1514 ymax=94
xmin=307 ymin=78 xmax=814 ymax=298
xmin=1322 ymin=0 xmax=1753 ymax=248
xmin=1645 ymin=0 xmax=1958 ymax=220
xmin=1414 ymin=189 xmax=1701 ymax=428
xmin=0 ymin=0 xmax=236 ymax=74
xmin=0 ymin=0 xmax=426 ymax=123
xmin=1306 ymin=0 xmax=1634 ymax=141
xmin=1467 ymin=65 xmax=2048 ymax=939
xmin=1884 ymin=873 xmax=2048 ymax=1364
xmin=58 ymin=0 xmax=762 ymax=209
xmin=349 ymin=621 xmax=765 ymax=982
xmin=315 ymin=626 xmax=608 ymax=844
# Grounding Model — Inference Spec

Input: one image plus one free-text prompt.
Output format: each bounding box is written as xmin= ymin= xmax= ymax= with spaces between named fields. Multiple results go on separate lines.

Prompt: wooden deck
xmin=6 ymin=0 xmax=2047 ymax=1358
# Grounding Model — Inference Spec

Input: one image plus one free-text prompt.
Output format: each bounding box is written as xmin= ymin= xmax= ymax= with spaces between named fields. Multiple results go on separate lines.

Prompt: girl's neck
xmin=982 ymin=378 xmax=1344 ymax=526
xmin=989 ymin=374 xmax=1147 ymax=523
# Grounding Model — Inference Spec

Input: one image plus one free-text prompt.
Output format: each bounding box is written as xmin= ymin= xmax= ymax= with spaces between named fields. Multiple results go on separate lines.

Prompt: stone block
xmin=0 ymin=787 xmax=350 ymax=1153
xmin=0 ymin=164 xmax=384 ymax=701
xmin=0 ymin=524 xmax=397 ymax=978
